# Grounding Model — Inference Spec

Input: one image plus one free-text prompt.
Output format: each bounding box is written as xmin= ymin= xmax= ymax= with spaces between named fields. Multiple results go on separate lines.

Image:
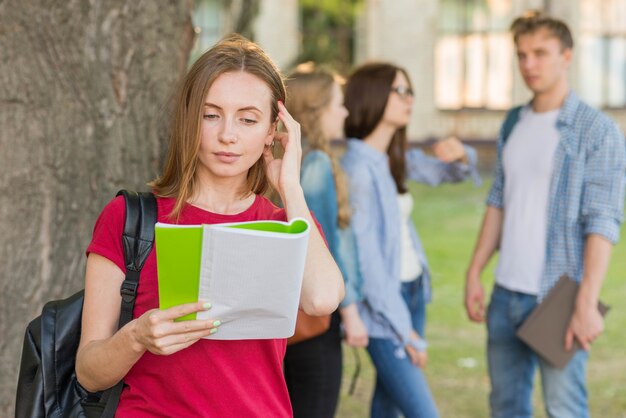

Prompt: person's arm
xmin=337 ymin=224 xmax=368 ymax=347
xmin=405 ymin=330 xmax=428 ymax=368
xmin=300 ymin=151 xmax=339 ymax=253
xmin=264 ymin=102 xmax=344 ymax=316
xmin=76 ymin=254 xmax=218 ymax=392
xmin=464 ymin=206 xmax=503 ymax=322
xmin=406 ymin=137 xmax=480 ymax=186
xmin=339 ymin=303 xmax=369 ymax=348
xmin=347 ymin=164 xmax=414 ymax=345
xmin=301 ymin=152 xmax=367 ymax=346
xmin=464 ymin=130 xmax=507 ymax=322
xmin=300 ymin=151 xmax=357 ymax=303
xmin=565 ymin=122 xmax=626 ymax=350
xmin=565 ymin=235 xmax=612 ymax=351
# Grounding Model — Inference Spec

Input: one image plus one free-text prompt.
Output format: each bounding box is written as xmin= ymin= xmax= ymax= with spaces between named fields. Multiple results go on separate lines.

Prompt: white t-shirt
xmin=495 ymin=107 xmax=560 ymax=295
xmin=397 ymin=193 xmax=423 ymax=282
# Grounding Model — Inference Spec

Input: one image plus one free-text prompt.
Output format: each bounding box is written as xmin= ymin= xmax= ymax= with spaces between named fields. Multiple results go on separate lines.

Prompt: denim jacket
xmin=488 ymin=91 xmax=626 ymax=299
xmin=341 ymin=139 xmax=479 ymax=344
xmin=301 ymin=150 xmax=363 ymax=308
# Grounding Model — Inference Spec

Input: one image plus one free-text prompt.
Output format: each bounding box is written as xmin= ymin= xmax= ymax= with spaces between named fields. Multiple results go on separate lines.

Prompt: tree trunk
xmin=0 ymin=1 xmax=194 ymax=414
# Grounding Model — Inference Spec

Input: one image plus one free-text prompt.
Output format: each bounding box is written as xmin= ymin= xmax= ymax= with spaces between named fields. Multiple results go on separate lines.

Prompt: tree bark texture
xmin=0 ymin=1 xmax=194 ymax=414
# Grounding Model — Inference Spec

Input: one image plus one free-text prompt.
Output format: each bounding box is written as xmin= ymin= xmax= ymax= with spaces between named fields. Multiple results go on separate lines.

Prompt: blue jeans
xmin=366 ymin=277 xmax=439 ymax=418
xmin=487 ymin=285 xmax=589 ymax=418
xmin=401 ymin=278 xmax=426 ymax=336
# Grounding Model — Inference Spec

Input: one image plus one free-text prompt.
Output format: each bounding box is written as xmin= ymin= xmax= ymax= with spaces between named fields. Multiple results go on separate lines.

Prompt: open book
xmin=155 ymin=218 xmax=310 ymax=340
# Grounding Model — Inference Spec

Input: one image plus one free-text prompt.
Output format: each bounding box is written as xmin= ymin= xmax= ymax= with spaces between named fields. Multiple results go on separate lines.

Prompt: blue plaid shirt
xmin=487 ymin=91 xmax=626 ymax=299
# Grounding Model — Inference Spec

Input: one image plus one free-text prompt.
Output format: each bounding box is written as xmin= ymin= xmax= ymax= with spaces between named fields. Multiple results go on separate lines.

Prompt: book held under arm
xmin=516 ymin=275 xmax=610 ymax=368
xmin=155 ymin=218 xmax=310 ymax=340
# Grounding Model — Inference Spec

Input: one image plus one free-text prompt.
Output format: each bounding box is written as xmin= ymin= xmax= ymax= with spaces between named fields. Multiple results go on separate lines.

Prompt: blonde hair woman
xmin=75 ymin=35 xmax=344 ymax=417
xmin=283 ymin=63 xmax=367 ymax=418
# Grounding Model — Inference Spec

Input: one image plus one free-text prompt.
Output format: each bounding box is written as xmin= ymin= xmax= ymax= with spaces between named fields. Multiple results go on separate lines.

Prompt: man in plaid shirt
xmin=464 ymin=11 xmax=626 ymax=418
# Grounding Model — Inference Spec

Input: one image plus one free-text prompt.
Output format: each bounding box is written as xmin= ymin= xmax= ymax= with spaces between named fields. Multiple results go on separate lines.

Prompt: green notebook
xmin=154 ymin=225 xmax=204 ymax=321
xmin=155 ymin=218 xmax=310 ymax=325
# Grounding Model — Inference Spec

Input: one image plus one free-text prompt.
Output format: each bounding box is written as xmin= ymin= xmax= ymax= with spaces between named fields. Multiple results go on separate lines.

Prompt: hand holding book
xmin=155 ymin=218 xmax=310 ymax=340
xmin=565 ymin=296 xmax=606 ymax=352
xmin=132 ymin=300 xmax=220 ymax=356
xmin=516 ymin=276 xmax=609 ymax=368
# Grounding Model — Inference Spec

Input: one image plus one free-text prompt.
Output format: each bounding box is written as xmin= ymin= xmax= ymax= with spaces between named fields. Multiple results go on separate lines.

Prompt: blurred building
xmin=192 ymin=0 xmax=626 ymax=143
xmin=355 ymin=0 xmax=626 ymax=142
xmin=190 ymin=0 xmax=300 ymax=71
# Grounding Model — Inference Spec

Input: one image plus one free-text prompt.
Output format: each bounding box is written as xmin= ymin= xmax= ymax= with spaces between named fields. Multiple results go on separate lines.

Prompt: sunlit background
xmin=188 ymin=0 xmax=626 ymax=144
xmin=187 ymin=2 xmax=626 ymax=417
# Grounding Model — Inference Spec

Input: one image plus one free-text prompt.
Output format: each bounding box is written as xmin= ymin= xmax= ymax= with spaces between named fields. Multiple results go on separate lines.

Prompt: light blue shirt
xmin=488 ymin=91 xmax=626 ymax=299
xmin=300 ymin=150 xmax=363 ymax=308
xmin=341 ymin=139 xmax=479 ymax=344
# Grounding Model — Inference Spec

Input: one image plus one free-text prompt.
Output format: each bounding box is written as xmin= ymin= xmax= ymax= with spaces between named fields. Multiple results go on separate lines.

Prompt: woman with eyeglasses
xmin=341 ymin=62 xmax=479 ymax=418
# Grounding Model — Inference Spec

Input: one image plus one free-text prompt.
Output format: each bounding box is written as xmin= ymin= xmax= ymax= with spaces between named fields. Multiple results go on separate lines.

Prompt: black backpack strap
xmin=100 ymin=190 xmax=157 ymax=418
xmin=116 ymin=190 xmax=157 ymax=329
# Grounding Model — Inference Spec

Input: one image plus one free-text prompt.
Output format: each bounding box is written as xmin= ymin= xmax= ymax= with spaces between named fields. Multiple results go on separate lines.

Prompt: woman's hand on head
xmin=131 ymin=301 xmax=220 ymax=356
xmin=263 ymin=101 xmax=302 ymax=197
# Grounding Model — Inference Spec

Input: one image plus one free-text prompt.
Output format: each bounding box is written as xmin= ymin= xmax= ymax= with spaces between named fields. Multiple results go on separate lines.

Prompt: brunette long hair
xmin=149 ymin=33 xmax=286 ymax=220
xmin=344 ymin=62 xmax=411 ymax=194
xmin=285 ymin=63 xmax=351 ymax=228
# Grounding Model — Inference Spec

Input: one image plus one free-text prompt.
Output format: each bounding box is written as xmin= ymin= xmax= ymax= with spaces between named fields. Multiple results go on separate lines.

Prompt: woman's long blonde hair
xmin=285 ymin=63 xmax=351 ymax=228
xmin=150 ymin=33 xmax=286 ymax=220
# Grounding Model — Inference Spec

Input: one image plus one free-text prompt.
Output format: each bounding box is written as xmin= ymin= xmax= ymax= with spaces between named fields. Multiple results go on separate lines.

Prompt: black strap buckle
xmin=120 ymin=281 xmax=138 ymax=303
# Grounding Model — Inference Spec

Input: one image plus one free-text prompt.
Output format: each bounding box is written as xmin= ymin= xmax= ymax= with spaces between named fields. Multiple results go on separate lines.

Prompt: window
xmin=579 ymin=0 xmax=626 ymax=108
xmin=190 ymin=0 xmax=222 ymax=64
xmin=435 ymin=0 xmax=514 ymax=110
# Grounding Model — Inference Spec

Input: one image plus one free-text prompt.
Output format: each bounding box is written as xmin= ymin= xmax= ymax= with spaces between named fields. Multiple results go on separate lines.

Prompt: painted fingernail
xmin=213 ymin=320 xmax=221 ymax=327
xmin=210 ymin=328 xmax=218 ymax=335
xmin=203 ymin=302 xmax=212 ymax=310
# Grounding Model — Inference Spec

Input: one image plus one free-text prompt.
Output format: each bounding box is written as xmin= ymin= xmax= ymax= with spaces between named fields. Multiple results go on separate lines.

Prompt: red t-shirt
xmin=87 ymin=194 xmax=293 ymax=418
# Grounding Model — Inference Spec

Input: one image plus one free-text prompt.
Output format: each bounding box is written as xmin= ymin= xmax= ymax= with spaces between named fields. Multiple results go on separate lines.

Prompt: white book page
xmin=197 ymin=220 xmax=310 ymax=339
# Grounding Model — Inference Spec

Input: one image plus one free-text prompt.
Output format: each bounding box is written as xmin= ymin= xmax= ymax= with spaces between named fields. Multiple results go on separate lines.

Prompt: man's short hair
xmin=510 ymin=10 xmax=574 ymax=50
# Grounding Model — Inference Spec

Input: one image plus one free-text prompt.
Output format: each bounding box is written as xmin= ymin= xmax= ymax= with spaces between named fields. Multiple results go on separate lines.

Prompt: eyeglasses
xmin=390 ymin=85 xmax=414 ymax=99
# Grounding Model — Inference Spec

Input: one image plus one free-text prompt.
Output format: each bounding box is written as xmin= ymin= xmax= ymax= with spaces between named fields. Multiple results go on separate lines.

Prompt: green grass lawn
xmin=336 ymin=179 xmax=626 ymax=418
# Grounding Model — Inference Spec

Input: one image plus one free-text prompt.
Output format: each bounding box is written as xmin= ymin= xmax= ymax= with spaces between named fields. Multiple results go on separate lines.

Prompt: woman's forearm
xmin=76 ymin=321 xmax=145 ymax=392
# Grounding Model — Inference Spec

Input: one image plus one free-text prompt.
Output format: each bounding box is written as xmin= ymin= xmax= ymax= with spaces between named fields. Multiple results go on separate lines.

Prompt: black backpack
xmin=15 ymin=190 xmax=157 ymax=418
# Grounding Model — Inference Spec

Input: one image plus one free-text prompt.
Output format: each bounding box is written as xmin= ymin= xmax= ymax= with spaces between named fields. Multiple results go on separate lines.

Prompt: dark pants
xmin=284 ymin=311 xmax=342 ymax=418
